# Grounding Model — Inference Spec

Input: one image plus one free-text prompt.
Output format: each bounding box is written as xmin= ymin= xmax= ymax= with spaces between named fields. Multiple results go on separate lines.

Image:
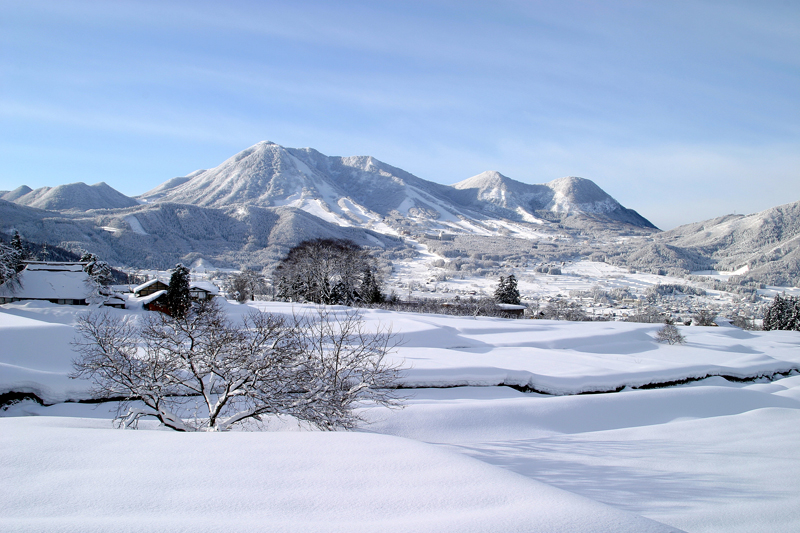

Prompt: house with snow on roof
xmin=189 ymin=281 xmax=219 ymax=301
xmin=133 ymin=279 xmax=169 ymax=298
xmin=0 ymin=261 xmax=124 ymax=307
xmin=132 ymin=278 xmax=220 ymax=314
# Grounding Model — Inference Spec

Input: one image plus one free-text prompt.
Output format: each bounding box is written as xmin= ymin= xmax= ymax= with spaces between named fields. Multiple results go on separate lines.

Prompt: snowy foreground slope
xmin=2 ymin=300 xmax=800 ymax=532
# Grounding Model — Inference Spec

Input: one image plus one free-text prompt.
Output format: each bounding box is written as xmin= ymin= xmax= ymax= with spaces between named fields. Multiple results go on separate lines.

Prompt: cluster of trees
xmin=378 ymin=296 xmax=520 ymax=319
xmin=569 ymin=285 xmax=634 ymax=304
xmin=80 ymin=252 xmax=113 ymax=286
xmin=538 ymin=299 xmax=587 ymax=321
xmin=225 ymin=269 xmax=270 ymax=303
xmin=72 ymin=301 xmax=402 ymax=432
xmin=763 ymin=295 xmax=800 ymax=331
xmin=646 ymin=284 xmax=706 ymax=299
xmin=0 ymin=232 xmax=26 ymax=284
xmin=273 ymin=239 xmax=384 ymax=306
xmin=494 ymin=274 xmax=521 ymax=305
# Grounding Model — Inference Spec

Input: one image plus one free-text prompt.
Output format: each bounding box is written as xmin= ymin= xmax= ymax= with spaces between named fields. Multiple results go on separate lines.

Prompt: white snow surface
xmin=124 ymin=215 xmax=148 ymax=235
xmin=0 ymin=416 xmax=676 ymax=533
xmin=0 ymin=267 xmax=93 ymax=300
xmin=3 ymin=299 xmax=800 ymax=532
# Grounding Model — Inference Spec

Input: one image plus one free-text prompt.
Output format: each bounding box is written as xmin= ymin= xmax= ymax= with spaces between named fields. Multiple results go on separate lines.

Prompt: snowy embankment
xmin=379 ymin=310 xmax=800 ymax=394
xmin=0 ymin=416 xmax=675 ymax=533
xmin=3 ymin=300 xmax=800 ymax=532
xmin=2 ymin=300 xmax=800 ymax=404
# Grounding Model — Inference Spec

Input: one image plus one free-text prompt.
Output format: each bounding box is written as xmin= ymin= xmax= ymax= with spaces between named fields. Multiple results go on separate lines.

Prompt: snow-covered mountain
xmin=0 ymin=198 xmax=402 ymax=270
xmin=6 ymin=140 xmax=798 ymax=286
xmin=4 ymin=182 xmax=138 ymax=211
xmin=138 ymin=141 xmax=656 ymax=234
xmin=452 ymin=171 xmax=655 ymax=227
xmin=1 ymin=185 xmax=34 ymax=202
xmin=653 ymin=199 xmax=800 ymax=286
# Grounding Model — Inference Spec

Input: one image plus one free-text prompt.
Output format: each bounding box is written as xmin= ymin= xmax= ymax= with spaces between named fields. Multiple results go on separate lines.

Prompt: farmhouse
xmin=189 ymin=281 xmax=219 ymax=300
xmin=133 ymin=278 xmax=220 ymax=313
xmin=133 ymin=279 xmax=169 ymax=297
xmin=0 ymin=261 xmax=93 ymax=305
xmin=496 ymin=303 xmax=527 ymax=318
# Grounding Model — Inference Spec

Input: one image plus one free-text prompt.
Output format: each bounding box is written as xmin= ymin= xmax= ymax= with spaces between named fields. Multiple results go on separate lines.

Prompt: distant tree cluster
xmin=646 ymin=284 xmax=706 ymax=299
xmin=692 ymin=310 xmax=718 ymax=327
xmin=539 ymin=299 xmax=587 ymax=321
xmin=273 ymin=239 xmax=384 ymax=305
xmin=226 ymin=269 xmax=270 ymax=303
xmin=377 ymin=296 xmax=521 ymax=319
xmin=625 ymin=306 xmax=665 ymax=324
xmin=763 ymin=295 xmax=800 ymax=331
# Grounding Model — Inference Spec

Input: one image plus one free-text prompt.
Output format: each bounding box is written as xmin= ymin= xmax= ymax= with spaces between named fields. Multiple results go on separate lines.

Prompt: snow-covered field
xmin=390 ymin=248 xmax=741 ymax=303
xmin=3 ymin=300 xmax=800 ymax=532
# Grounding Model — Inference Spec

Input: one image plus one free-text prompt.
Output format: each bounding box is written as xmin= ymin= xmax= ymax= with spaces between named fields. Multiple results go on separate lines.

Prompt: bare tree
xmin=290 ymin=307 xmax=403 ymax=430
xmin=655 ymin=319 xmax=686 ymax=345
xmin=692 ymin=310 xmax=717 ymax=326
xmin=71 ymin=301 xmax=402 ymax=431
xmin=273 ymin=239 xmax=383 ymax=305
xmin=226 ymin=269 xmax=269 ymax=303
xmin=540 ymin=299 xmax=587 ymax=321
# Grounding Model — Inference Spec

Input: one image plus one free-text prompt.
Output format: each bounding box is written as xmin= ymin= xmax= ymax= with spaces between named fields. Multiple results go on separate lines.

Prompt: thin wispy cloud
xmin=2 ymin=0 xmax=798 ymax=228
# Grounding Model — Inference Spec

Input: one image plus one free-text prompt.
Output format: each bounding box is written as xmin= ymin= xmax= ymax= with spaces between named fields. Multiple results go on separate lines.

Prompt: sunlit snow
xmin=2 ymin=299 xmax=800 ymax=532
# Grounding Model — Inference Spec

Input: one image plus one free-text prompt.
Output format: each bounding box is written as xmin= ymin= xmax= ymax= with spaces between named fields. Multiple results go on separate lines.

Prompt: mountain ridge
xmin=137 ymin=141 xmax=657 ymax=233
xmin=3 ymin=182 xmax=139 ymax=211
xmin=2 ymin=141 xmax=797 ymax=286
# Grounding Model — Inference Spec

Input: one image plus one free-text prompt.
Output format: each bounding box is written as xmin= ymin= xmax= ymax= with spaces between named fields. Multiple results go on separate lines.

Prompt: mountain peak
xmin=453 ymin=170 xmax=511 ymax=190
xmin=545 ymin=176 xmax=616 ymax=206
xmin=1 ymin=185 xmax=34 ymax=202
xmin=139 ymin=142 xmax=656 ymax=230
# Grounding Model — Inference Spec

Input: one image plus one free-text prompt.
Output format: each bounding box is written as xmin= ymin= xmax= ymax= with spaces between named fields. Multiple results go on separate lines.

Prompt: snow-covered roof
xmin=0 ymin=268 xmax=93 ymax=300
xmin=139 ymin=290 xmax=167 ymax=305
xmin=23 ymin=261 xmax=88 ymax=273
xmin=133 ymin=279 xmax=168 ymax=293
xmin=189 ymin=281 xmax=219 ymax=295
xmin=496 ymin=303 xmax=527 ymax=310
xmin=103 ymin=295 xmax=126 ymax=307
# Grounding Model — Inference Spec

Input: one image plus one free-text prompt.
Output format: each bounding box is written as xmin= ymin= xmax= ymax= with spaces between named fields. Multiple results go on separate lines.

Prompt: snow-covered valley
xmin=2 ymin=299 xmax=799 ymax=532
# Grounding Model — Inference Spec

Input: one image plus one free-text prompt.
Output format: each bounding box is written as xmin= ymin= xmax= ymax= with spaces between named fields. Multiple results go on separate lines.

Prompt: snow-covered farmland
xmin=2 ymin=299 xmax=800 ymax=532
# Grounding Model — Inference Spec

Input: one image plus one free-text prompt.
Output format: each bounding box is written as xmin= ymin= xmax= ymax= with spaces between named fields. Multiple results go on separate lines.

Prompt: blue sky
xmin=2 ymin=0 xmax=798 ymax=229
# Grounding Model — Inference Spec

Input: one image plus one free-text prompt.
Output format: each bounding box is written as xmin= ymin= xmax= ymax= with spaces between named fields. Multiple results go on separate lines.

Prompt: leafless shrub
xmin=71 ymin=301 xmax=403 ymax=432
xmin=692 ymin=310 xmax=717 ymax=326
xmin=655 ymin=320 xmax=686 ymax=345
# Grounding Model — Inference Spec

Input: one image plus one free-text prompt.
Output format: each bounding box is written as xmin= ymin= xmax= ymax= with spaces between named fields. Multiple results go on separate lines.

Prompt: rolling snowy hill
xmin=3 ymin=182 xmax=139 ymax=211
xmin=0 ymin=199 xmax=403 ymax=270
xmin=648 ymin=199 xmax=800 ymax=286
xmin=3 ymin=300 xmax=800 ymax=532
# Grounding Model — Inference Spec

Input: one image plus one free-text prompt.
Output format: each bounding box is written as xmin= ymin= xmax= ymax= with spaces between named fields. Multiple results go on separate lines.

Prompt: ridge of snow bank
xmin=0 ymin=417 xmax=680 ymax=533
